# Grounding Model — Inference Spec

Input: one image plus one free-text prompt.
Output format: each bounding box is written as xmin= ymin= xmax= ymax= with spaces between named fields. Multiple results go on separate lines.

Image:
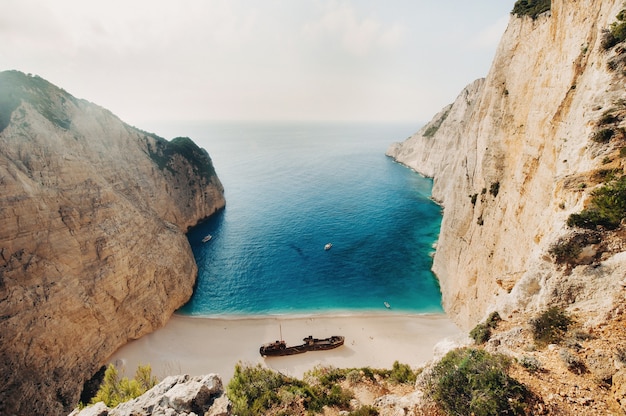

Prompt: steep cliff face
xmin=0 ymin=71 xmax=225 ymax=415
xmin=388 ymin=0 xmax=626 ymax=330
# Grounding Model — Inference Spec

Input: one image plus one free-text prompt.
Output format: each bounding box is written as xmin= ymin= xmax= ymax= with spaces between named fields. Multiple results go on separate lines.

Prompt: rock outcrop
xmin=0 ymin=71 xmax=225 ymax=416
xmin=387 ymin=0 xmax=626 ymax=331
xmin=70 ymin=374 xmax=231 ymax=416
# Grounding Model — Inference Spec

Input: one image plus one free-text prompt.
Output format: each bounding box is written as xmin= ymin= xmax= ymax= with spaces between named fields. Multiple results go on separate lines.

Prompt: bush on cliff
xmin=227 ymin=362 xmax=418 ymax=415
xmin=512 ymin=0 xmax=551 ymax=19
xmin=146 ymin=135 xmax=216 ymax=180
xmin=425 ymin=348 xmax=532 ymax=416
xmin=470 ymin=311 xmax=502 ymax=344
xmin=602 ymin=8 xmax=626 ymax=50
xmin=548 ymin=231 xmax=601 ymax=266
xmin=227 ymin=363 xmax=354 ymax=415
xmin=567 ymin=175 xmax=626 ymax=230
xmin=530 ymin=307 xmax=572 ymax=347
xmin=89 ymin=364 xmax=158 ymax=408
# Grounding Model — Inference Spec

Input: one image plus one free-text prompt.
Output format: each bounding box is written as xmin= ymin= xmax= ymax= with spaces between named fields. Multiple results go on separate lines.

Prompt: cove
xmin=174 ymin=122 xmax=443 ymax=316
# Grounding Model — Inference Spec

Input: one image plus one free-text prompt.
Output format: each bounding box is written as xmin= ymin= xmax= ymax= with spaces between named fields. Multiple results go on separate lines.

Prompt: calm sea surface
xmin=151 ymin=122 xmax=443 ymax=316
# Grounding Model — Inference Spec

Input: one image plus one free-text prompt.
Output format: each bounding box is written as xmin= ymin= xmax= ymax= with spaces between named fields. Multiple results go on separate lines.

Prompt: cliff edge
xmin=388 ymin=0 xmax=626 ymax=331
xmin=0 ymin=71 xmax=225 ymax=415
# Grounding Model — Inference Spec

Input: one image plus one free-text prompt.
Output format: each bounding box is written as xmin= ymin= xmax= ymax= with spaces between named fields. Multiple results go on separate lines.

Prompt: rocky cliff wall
xmin=0 ymin=71 xmax=225 ymax=415
xmin=388 ymin=0 xmax=626 ymax=330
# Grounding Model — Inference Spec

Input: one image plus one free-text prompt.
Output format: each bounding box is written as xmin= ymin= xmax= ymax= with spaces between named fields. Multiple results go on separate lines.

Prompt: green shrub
xmin=598 ymin=110 xmax=621 ymax=126
xmin=228 ymin=364 xmax=355 ymax=415
xmin=602 ymin=8 xmax=626 ymax=49
xmin=389 ymin=361 xmax=417 ymax=385
xmin=612 ymin=10 xmax=626 ymax=42
xmin=470 ymin=323 xmax=492 ymax=344
xmin=346 ymin=369 xmax=362 ymax=385
xmin=486 ymin=311 xmax=502 ymax=327
xmin=512 ymin=0 xmax=551 ymax=19
xmin=602 ymin=29 xmax=618 ymax=50
xmin=548 ymin=238 xmax=583 ymax=264
xmin=567 ymin=175 xmax=626 ymax=230
xmin=548 ymin=231 xmax=601 ymax=266
xmin=489 ymin=181 xmax=500 ymax=197
xmin=227 ymin=362 xmax=421 ymax=415
xmin=227 ymin=363 xmax=293 ymax=416
xmin=348 ymin=405 xmax=379 ymax=416
xmin=529 ymin=307 xmax=572 ymax=346
xmin=519 ymin=355 xmax=542 ymax=373
xmin=592 ymin=128 xmax=615 ymax=143
xmin=425 ymin=348 xmax=531 ymax=416
xmin=470 ymin=312 xmax=501 ymax=344
xmin=89 ymin=364 xmax=158 ymax=408
xmin=597 ymin=168 xmax=620 ymax=182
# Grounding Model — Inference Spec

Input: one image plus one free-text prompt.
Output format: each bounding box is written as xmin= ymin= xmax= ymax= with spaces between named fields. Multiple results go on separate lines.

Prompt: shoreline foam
xmin=108 ymin=312 xmax=464 ymax=385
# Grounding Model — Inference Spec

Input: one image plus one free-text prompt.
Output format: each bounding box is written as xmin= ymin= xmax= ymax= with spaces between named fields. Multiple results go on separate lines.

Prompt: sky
xmin=1 ymin=1 xmax=515 ymax=127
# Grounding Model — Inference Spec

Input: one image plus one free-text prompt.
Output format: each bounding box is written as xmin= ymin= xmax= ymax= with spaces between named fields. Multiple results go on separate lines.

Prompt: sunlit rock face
xmin=388 ymin=0 xmax=626 ymax=330
xmin=0 ymin=70 xmax=225 ymax=416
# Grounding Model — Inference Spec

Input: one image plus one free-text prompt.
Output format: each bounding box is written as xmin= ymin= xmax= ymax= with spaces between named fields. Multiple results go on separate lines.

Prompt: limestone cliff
xmin=388 ymin=0 xmax=626 ymax=331
xmin=0 ymin=71 xmax=225 ymax=416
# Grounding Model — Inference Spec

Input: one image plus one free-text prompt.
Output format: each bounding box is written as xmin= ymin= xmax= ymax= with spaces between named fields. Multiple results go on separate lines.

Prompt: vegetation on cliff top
xmin=227 ymin=361 xmax=418 ymax=415
xmin=146 ymin=135 xmax=217 ymax=180
xmin=512 ymin=0 xmax=551 ymax=19
xmin=0 ymin=70 xmax=76 ymax=132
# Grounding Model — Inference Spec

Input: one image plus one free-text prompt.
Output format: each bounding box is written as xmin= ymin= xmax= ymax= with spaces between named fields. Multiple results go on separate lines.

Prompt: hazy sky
xmin=1 ymin=1 xmax=514 ymax=126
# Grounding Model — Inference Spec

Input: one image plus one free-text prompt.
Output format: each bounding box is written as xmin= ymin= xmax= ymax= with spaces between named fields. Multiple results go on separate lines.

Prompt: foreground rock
xmin=70 ymin=375 xmax=231 ymax=416
xmin=0 ymin=71 xmax=225 ymax=415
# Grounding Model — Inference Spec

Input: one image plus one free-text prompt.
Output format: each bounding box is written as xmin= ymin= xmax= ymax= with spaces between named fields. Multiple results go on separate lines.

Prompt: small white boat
xmin=384 ymin=302 xmax=391 ymax=309
xmin=324 ymin=243 xmax=332 ymax=251
xmin=202 ymin=234 xmax=212 ymax=243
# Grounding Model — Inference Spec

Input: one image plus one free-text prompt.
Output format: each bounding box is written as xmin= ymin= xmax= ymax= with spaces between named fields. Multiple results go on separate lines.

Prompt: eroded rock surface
xmin=387 ymin=0 xmax=626 ymax=331
xmin=69 ymin=375 xmax=231 ymax=416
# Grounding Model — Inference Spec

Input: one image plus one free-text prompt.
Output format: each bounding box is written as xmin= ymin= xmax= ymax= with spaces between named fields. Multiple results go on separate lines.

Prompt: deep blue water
xmin=155 ymin=122 xmax=443 ymax=316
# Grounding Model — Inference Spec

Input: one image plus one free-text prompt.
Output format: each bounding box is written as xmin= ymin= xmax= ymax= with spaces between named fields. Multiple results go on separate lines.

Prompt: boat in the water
xmin=259 ymin=335 xmax=345 ymax=357
xmin=324 ymin=243 xmax=332 ymax=250
xmin=202 ymin=234 xmax=212 ymax=243
xmin=384 ymin=301 xmax=391 ymax=309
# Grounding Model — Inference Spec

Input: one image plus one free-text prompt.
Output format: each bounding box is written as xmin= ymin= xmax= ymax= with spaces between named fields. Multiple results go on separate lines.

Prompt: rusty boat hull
xmin=259 ymin=335 xmax=345 ymax=357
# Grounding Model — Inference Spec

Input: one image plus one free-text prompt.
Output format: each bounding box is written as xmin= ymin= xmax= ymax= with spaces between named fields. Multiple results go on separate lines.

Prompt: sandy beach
xmin=108 ymin=313 xmax=464 ymax=385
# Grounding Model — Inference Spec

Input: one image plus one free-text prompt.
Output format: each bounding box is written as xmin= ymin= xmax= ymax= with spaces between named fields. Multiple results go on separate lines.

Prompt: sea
xmin=148 ymin=121 xmax=443 ymax=316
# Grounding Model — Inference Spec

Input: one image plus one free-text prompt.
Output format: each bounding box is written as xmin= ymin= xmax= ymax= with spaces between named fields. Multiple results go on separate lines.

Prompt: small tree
xmin=389 ymin=361 xmax=417 ymax=384
xmin=90 ymin=364 xmax=158 ymax=407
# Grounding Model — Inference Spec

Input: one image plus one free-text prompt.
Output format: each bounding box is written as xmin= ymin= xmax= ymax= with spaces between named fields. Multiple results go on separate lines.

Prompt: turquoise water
xmin=166 ymin=122 xmax=442 ymax=316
